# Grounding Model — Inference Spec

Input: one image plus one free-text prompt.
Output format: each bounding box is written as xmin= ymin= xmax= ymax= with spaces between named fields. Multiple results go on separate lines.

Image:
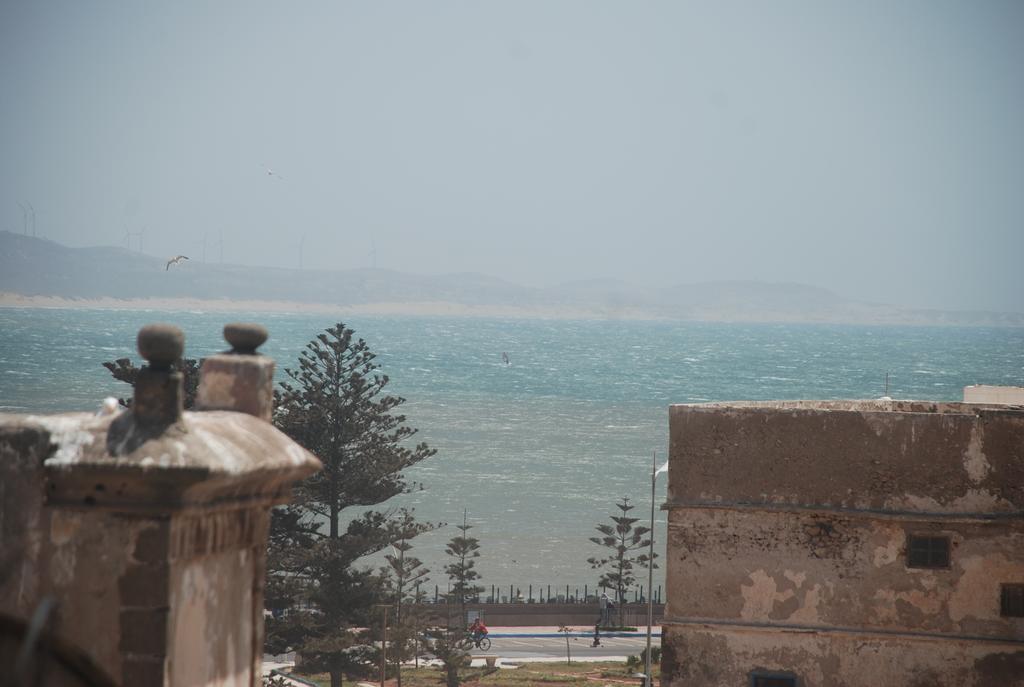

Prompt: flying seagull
xmin=261 ymin=164 xmax=284 ymax=180
xmin=166 ymin=255 xmax=189 ymax=270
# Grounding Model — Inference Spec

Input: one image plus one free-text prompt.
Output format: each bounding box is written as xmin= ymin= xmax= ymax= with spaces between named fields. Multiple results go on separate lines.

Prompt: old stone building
xmin=661 ymin=400 xmax=1024 ymax=687
xmin=0 ymin=323 xmax=320 ymax=686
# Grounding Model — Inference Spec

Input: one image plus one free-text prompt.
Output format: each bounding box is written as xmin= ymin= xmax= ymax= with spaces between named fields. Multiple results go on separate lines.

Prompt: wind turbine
xmin=27 ymin=202 xmax=35 ymax=237
xmin=17 ymin=202 xmax=27 ymax=235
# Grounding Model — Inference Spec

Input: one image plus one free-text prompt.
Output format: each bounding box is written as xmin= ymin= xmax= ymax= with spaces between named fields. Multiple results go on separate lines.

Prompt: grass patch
xmin=288 ymin=661 xmax=656 ymax=687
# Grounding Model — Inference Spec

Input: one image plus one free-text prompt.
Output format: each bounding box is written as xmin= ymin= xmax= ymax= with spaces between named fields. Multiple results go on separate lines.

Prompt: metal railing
xmin=424 ymin=583 xmax=663 ymax=605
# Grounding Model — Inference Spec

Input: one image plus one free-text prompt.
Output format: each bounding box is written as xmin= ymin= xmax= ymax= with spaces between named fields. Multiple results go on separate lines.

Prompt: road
xmin=263 ymin=630 xmax=663 ymax=678
xmin=471 ymin=634 xmax=658 ymax=661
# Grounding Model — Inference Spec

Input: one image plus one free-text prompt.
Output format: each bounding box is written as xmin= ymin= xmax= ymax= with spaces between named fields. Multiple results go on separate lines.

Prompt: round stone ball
xmin=137 ymin=323 xmax=185 ymax=369
xmin=224 ymin=322 xmax=268 ymax=353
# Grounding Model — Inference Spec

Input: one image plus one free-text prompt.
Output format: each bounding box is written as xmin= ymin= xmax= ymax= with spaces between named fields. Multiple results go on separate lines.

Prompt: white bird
xmin=166 ymin=255 xmax=189 ymax=270
xmin=96 ymin=397 xmax=120 ymax=416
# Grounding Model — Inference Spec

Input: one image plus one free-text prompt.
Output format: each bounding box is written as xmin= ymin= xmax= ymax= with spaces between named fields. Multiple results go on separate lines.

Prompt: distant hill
xmin=1 ymin=231 xmax=1021 ymax=326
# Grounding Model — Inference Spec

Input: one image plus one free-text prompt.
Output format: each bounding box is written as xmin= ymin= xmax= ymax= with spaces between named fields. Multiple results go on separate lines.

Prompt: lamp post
xmin=645 ymin=452 xmax=669 ymax=687
xmin=375 ymin=603 xmax=390 ymax=687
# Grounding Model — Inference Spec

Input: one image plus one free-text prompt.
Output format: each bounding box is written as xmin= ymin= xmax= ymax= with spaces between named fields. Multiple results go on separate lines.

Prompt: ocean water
xmin=2 ymin=307 xmax=1023 ymax=599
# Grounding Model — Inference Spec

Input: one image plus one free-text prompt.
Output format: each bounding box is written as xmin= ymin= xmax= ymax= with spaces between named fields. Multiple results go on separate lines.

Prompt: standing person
xmin=599 ymin=591 xmax=609 ymax=626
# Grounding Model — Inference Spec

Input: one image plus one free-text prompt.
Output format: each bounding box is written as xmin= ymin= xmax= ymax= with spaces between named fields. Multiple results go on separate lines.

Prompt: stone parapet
xmin=964 ymin=385 xmax=1024 ymax=405
xmin=668 ymin=400 xmax=1024 ymax=515
xmin=39 ymin=409 xmax=316 ymax=513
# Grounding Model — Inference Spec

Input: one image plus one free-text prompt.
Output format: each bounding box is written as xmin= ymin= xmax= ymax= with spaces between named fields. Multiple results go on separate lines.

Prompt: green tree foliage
xmin=101 ymin=356 xmax=201 ymax=408
xmin=421 ymin=628 xmax=470 ymax=687
xmin=266 ymin=323 xmax=437 ymax=687
xmin=444 ymin=511 xmax=484 ymax=628
xmin=380 ymin=509 xmax=434 ymax=687
xmin=626 ymin=646 xmax=662 ymax=670
xmin=586 ymin=496 xmax=656 ymax=608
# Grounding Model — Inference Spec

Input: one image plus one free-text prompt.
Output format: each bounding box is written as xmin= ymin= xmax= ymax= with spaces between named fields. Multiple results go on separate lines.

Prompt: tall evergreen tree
xmin=266 ymin=323 xmax=437 ymax=687
xmin=444 ymin=510 xmax=484 ymax=628
xmin=380 ymin=509 xmax=433 ymax=687
xmin=421 ymin=628 xmax=470 ymax=687
xmin=586 ymin=496 xmax=656 ymax=609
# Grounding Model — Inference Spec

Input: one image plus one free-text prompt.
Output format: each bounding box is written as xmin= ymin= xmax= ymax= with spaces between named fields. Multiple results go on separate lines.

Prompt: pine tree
xmin=102 ymin=356 xmax=202 ymax=408
xmin=421 ymin=628 xmax=469 ymax=687
xmin=266 ymin=323 xmax=437 ymax=687
xmin=380 ymin=509 xmax=433 ymax=687
xmin=444 ymin=510 xmax=484 ymax=628
xmin=586 ymin=496 xmax=656 ymax=610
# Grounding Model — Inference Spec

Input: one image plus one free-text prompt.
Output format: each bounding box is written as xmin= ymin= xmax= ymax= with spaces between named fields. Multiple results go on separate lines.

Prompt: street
xmin=470 ymin=633 xmax=659 ymax=661
xmin=263 ymin=630 xmax=663 ymax=678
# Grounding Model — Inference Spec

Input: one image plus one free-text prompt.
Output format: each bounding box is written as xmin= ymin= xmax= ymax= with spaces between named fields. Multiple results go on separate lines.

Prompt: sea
xmin=2 ymin=307 xmax=1022 ymax=601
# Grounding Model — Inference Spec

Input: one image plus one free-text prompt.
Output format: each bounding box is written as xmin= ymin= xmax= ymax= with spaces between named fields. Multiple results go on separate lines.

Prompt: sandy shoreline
xmin=0 ymin=292 xmax=659 ymax=321
xmin=3 ymin=292 xmax=1021 ymax=327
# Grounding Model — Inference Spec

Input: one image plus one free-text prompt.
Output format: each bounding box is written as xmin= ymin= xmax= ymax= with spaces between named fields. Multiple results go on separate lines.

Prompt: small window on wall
xmin=751 ymin=673 xmax=797 ymax=687
xmin=907 ymin=534 xmax=950 ymax=569
xmin=1002 ymin=584 xmax=1024 ymax=617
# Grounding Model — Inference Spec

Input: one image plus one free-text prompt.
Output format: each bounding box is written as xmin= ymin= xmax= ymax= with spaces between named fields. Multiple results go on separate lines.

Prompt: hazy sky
xmin=2 ymin=1 xmax=1022 ymax=312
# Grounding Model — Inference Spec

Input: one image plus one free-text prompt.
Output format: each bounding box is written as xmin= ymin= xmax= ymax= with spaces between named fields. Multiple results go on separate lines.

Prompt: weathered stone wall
xmin=662 ymin=624 xmax=1024 ymax=687
xmin=169 ymin=507 xmax=272 ymax=686
xmin=1 ymin=421 xmax=54 ymax=618
xmin=662 ymin=401 xmax=1024 ymax=687
xmin=1 ymin=420 xmax=144 ymax=682
xmin=667 ymin=509 xmax=1022 ymax=637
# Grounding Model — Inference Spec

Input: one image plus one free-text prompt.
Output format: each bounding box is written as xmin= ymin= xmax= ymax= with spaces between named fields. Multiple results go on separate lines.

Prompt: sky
xmin=1 ymin=1 xmax=1022 ymax=312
